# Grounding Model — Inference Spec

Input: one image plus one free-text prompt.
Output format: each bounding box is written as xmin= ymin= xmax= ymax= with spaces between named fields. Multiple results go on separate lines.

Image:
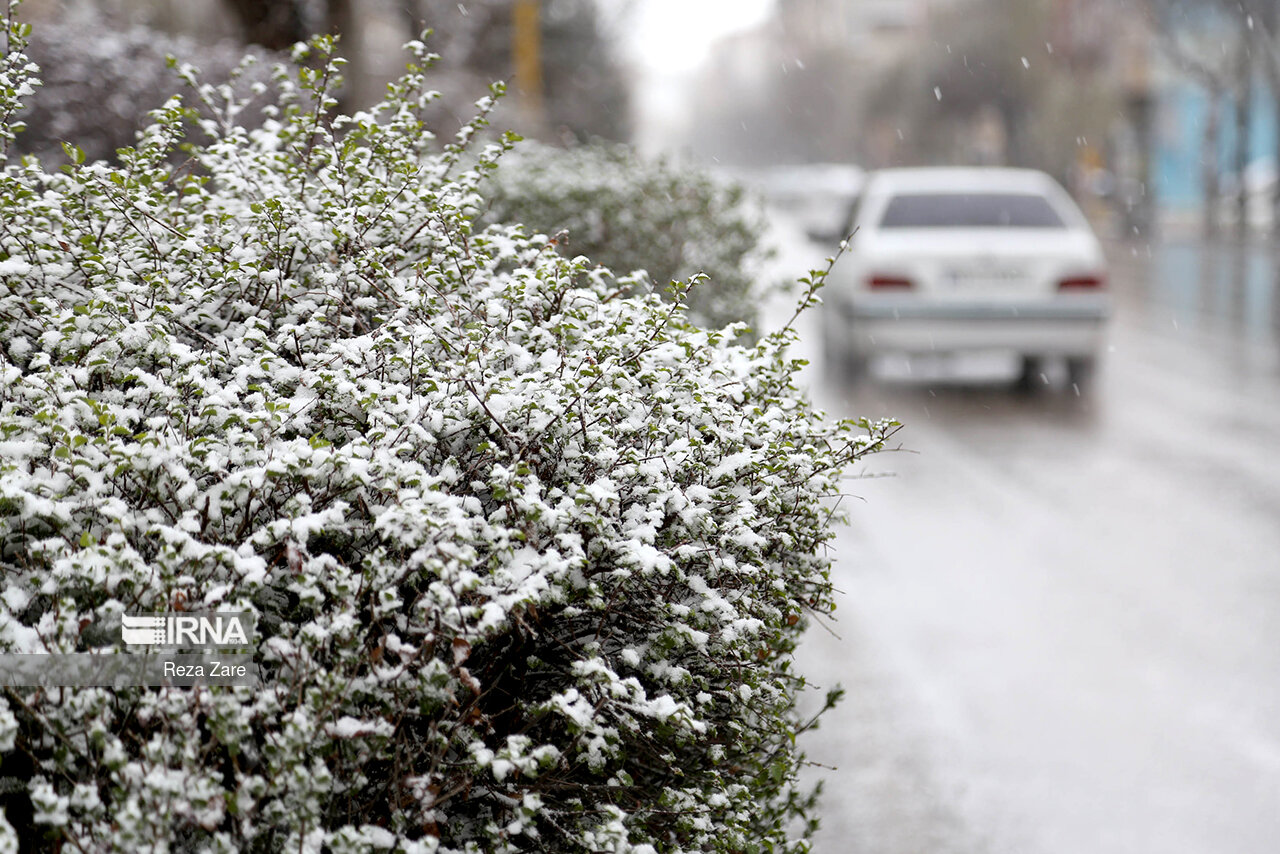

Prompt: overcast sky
xmin=619 ymin=0 xmax=775 ymax=74
xmin=613 ymin=0 xmax=775 ymax=153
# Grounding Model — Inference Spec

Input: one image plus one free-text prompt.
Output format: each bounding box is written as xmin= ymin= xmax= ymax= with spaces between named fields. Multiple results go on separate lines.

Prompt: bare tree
xmin=1147 ymin=0 xmax=1239 ymax=237
xmin=1151 ymin=0 xmax=1280 ymax=236
xmin=1236 ymin=0 xmax=1280 ymax=231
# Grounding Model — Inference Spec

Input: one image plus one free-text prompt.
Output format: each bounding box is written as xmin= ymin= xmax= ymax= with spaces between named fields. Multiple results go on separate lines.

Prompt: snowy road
xmin=785 ymin=237 xmax=1280 ymax=854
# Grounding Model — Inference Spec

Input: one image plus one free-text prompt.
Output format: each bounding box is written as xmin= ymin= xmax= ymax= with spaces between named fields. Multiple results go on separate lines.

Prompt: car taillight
xmin=868 ymin=275 xmax=913 ymax=290
xmin=1058 ymin=274 xmax=1106 ymax=291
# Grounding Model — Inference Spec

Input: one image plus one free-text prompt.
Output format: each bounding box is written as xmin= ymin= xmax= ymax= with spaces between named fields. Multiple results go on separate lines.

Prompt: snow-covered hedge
xmin=483 ymin=141 xmax=772 ymax=331
xmin=0 ymin=10 xmax=895 ymax=852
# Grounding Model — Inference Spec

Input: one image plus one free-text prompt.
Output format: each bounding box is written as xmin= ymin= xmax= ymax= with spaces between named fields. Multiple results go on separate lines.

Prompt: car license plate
xmin=946 ymin=266 xmax=1029 ymax=289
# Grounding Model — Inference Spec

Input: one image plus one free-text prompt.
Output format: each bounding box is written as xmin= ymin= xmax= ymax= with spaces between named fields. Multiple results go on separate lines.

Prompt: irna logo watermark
xmin=0 ymin=612 xmax=260 ymax=688
xmin=121 ymin=613 xmax=253 ymax=649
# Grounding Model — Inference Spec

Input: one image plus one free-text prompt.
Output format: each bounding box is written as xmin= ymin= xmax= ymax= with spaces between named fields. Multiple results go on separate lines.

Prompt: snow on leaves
xmin=482 ymin=140 xmax=776 ymax=332
xmin=0 ymin=9 xmax=895 ymax=853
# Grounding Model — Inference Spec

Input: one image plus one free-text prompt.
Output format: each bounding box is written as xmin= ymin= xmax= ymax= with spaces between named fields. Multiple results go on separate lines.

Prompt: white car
xmin=822 ymin=167 xmax=1109 ymax=387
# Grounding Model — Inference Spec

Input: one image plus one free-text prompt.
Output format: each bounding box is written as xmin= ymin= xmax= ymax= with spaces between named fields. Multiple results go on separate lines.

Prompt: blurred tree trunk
xmin=222 ymin=0 xmax=363 ymax=107
xmin=222 ymin=0 xmax=308 ymax=50
xmin=222 ymin=1 xmax=357 ymax=49
xmin=326 ymin=0 xmax=355 ymax=44
xmin=1234 ymin=17 xmax=1253 ymax=238
xmin=1203 ymin=80 xmax=1223 ymax=237
xmin=999 ymin=102 xmax=1029 ymax=168
xmin=1269 ymin=68 xmax=1280 ymax=235
xmin=398 ymin=0 xmax=424 ymax=35
xmin=327 ymin=0 xmax=360 ymax=107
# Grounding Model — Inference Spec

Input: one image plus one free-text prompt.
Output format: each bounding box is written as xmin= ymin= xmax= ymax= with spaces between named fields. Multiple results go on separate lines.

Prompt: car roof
xmin=864 ymin=167 xmax=1058 ymax=194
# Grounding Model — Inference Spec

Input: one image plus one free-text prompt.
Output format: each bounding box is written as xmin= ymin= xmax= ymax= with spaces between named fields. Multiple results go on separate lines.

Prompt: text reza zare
xmin=163 ymin=661 xmax=248 ymax=678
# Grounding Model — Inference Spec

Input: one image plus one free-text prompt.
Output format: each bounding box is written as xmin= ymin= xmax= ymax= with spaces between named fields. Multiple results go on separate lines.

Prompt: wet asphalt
xmin=782 ymin=233 xmax=1280 ymax=854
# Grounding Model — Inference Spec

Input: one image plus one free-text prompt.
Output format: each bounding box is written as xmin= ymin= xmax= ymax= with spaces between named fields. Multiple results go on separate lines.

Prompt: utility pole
xmin=513 ymin=0 xmax=546 ymax=135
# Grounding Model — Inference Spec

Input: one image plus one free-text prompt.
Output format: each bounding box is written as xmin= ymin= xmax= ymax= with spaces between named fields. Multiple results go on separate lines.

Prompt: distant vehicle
xmin=822 ymin=166 xmax=1109 ymax=388
xmin=754 ymin=163 xmax=864 ymax=242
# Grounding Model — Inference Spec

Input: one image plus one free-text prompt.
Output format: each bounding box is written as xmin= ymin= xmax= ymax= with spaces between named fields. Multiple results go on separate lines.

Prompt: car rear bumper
xmin=831 ymin=296 xmax=1109 ymax=356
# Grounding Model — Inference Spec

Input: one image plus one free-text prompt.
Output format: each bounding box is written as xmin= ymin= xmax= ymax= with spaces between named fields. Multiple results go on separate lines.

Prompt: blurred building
xmin=685 ymin=0 xmax=1271 ymax=238
xmin=775 ymin=0 xmax=928 ymax=63
xmin=684 ymin=0 xmax=939 ymax=167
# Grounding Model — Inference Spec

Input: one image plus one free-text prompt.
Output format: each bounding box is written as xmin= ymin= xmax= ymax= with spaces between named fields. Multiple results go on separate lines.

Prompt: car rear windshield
xmin=878 ymin=192 xmax=1066 ymax=228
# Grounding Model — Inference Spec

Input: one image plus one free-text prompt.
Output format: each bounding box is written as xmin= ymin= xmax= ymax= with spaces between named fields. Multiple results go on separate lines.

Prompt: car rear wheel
xmin=1066 ymin=356 xmax=1097 ymax=390
xmin=1015 ymin=355 xmax=1043 ymax=393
